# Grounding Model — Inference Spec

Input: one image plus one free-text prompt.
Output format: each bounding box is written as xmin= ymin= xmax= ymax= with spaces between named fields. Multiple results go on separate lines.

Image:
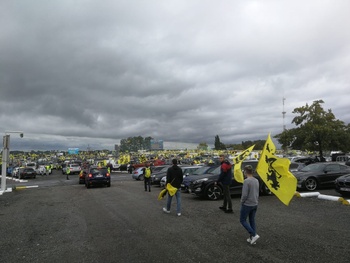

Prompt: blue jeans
xmin=166 ymin=189 xmax=181 ymax=213
xmin=240 ymin=204 xmax=258 ymax=237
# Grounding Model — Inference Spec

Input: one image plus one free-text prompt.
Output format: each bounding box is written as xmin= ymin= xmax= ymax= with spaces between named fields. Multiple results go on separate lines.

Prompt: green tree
xmin=197 ymin=142 xmax=208 ymax=150
xmin=214 ymin=135 xmax=226 ymax=150
xmin=275 ymin=100 xmax=350 ymax=158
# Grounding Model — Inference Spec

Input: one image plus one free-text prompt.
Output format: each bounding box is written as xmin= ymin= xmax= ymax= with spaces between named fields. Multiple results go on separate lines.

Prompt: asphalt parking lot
xmin=0 ymin=170 xmax=349 ymax=263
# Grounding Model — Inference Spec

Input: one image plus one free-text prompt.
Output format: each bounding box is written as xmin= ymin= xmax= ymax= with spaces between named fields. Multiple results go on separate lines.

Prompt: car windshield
xmin=159 ymin=166 xmax=169 ymax=172
xmin=182 ymin=167 xmax=199 ymax=175
xmin=300 ymin=163 xmax=326 ymax=172
xmin=91 ymin=168 xmax=107 ymax=175
xmin=192 ymin=166 xmax=211 ymax=175
xmin=208 ymin=166 xmax=221 ymax=174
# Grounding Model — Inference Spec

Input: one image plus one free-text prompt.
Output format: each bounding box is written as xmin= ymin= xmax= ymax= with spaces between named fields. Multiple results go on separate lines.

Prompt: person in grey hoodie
xmin=240 ymin=165 xmax=260 ymax=245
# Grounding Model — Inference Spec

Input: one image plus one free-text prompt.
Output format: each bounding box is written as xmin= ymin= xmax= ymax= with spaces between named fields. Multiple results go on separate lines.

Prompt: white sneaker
xmin=177 ymin=213 xmax=181 ymax=216
xmin=162 ymin=207 xmax=170 ymax=214
xmin=250 ymin=234 xmax=260 ymax=245
xmin=247 ymin=237 xmax=251 ymax=243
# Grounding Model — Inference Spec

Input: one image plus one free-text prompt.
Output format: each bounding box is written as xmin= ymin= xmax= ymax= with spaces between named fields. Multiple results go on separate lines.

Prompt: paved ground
xmin=0 ymin=171 xmax=349 ymax=263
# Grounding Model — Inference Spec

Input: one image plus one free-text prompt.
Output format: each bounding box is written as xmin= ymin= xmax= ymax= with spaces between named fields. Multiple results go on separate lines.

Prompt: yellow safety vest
xmin=145 ymin=167 xmax=151 ymax=178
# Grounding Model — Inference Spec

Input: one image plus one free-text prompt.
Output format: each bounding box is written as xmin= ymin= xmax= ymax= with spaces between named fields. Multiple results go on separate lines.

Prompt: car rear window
xmin=90 ymin=168 xmax=108 ymax=174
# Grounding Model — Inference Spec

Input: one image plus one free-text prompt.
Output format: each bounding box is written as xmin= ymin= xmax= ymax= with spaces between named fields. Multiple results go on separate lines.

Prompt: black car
xmin=85 ymin=166 xmax=111 ymax=188
xmin=18 ymin=168 xmax=36 ymax=179
xmin=181 ymin=165 xmax=220 ymax=192
xmin=150 ymin=167 xmax=170 ymax=185
xmin=189 ymin=160 xmax=271 ymax=200
xmin=294 ymin=162 xmax=350 ymax=191
xmin=335 ymin=174 xmax=350 ymax=196
xmin=152 ymin=165 xmax=200 ymax=186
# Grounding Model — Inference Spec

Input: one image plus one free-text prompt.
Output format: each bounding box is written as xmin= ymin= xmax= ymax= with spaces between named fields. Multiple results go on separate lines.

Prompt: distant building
xmin=150 ymin=139 xmax=164 ymax=150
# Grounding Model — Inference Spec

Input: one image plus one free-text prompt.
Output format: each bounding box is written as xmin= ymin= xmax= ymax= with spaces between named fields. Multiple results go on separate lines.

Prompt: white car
xmin=12 ymin=167 xmax=20 ymax=177
xmin=36 ymin=165 xmax=47 ymax=175
xmin=132 ymin=167 xmax=145 ymax=180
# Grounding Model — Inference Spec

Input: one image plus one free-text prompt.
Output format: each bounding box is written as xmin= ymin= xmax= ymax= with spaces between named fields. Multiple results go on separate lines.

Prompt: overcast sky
xmin=1 ymin=0 xmax=350 ymax=151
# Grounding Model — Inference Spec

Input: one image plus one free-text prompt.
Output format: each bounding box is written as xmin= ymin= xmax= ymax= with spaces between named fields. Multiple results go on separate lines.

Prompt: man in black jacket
xmin=163 ymin=159 xmax=183 ymax=216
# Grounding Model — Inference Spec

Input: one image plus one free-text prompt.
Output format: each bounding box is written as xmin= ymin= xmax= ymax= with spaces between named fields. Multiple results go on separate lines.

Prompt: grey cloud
xmin=1 ymin=0 xmax=349 ymax=151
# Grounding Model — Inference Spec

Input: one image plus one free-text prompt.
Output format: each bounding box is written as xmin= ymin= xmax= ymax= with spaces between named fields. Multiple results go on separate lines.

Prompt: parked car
xmin=62 ymin=163 xmax=82 ymax=175
xmin=294 ymin=162 xmax=350 ymax=191
xmin=132 ymin=167 xmax=145 ymax=181
xmin=36 ymin=165 xmax=46 ymax=175
xmin=151 ymin=165 xmax=170 ymax=173
xmin=12 ymin=167 xmax=20 ymax=177
xmin=292 ymin=157 xmax=319 ymax=165
xmin=181 ymin=165 xmax=220 ymax=191
xmin=335 ymin=174 xmax=350 ymax=196
xmin=85 ymin=166 xmax=111 ymax=188
xmin=18 ymin=167 xmax=36 ymax=179
xmin=159 ymin=166 xmax=201 ymax=187
xmin=153 ymin=166 xmax=200 ymax=186
xmin=189 ymin=160 xmax=272 ymax=200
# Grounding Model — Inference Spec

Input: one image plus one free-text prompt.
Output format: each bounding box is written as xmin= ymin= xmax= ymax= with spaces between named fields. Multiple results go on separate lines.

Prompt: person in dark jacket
xmin=216 ymin=154 xmax=233 ymax=213
xmin=163 ymin=159 xmax=183 ymax=216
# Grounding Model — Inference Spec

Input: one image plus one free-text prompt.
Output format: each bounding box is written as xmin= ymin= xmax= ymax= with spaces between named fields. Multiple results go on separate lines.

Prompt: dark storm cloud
xmin=1 ymin=0 xmax=349 ymax=150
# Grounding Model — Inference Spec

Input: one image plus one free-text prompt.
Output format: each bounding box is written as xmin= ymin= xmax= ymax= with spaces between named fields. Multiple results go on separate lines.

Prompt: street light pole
xmin=1 ymin=131 xmax=24 ymax=193
xmin=1 ymin=135 xmax=10 ymax=192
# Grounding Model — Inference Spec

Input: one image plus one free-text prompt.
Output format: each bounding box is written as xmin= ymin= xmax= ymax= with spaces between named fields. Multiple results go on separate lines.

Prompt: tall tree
xmin=214 ymin=135 xmax=226 ymax=150
xmin=275 ymin=100 xmax=349 ymax=158
xmin=197 ymin=142 xmax=208 ymax=150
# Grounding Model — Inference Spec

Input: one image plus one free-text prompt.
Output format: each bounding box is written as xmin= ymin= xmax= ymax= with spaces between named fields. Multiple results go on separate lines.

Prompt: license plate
xmin=340 ymin=187 xmax=350 ymax=192
xmin=96 ymin=175 xmax=103 ymax=178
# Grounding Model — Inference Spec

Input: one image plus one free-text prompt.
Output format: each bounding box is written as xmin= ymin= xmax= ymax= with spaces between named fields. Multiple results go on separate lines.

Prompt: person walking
xmin=163 ymin=159 xmax=183 ymax=216
xmin=143 ymin=162 xmax=152 ymax=192
xmin=216 ymin=154 xmax=233 ymax=213
xmin=240 ymin=165 xmax=260 ymax=245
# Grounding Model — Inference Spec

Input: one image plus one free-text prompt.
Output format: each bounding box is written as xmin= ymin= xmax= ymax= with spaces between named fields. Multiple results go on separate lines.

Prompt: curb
xmin=12 ymin=185 xmax=39 ymax=190
xmin=295 ymin=191 xmax=347 ymax=205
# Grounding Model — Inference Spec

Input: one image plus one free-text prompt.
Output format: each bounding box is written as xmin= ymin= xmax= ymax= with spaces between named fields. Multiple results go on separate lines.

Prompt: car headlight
xmin=194 ymin=178 xmax=209 ymax=184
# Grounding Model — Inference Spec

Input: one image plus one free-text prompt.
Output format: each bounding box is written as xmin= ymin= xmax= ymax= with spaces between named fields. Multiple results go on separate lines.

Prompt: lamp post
xmin=1 ymin=131 xmax=23 ymax=193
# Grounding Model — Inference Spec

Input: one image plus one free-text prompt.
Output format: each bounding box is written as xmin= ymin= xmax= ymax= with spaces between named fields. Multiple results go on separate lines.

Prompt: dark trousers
xmin=144 ymin=177 xmax=151 ymax=191
xmin=222 ymin=184 xmax=232 ymax=210
xmin=240 ymin=205 xmax=258 ymax=237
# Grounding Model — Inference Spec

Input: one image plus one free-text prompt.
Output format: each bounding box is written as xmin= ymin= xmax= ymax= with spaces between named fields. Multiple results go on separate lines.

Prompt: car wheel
xmin=86 ymin=183 xmax=90 ymax=188
xmin=107 ymin=183 xmax=111 ymax=187
xmin=305 ymin=177 xmax=318 ymax=191
xmin=205 ymin=184 xmax=222 ymax=200
xmin=138 ymin=175 xmax=144 ymax=181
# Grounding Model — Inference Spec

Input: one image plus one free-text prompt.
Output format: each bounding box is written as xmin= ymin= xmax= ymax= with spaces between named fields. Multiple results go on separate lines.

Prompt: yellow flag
xmin=256 ymin=134 xmax=297 ymax=206
xmin=233 ymin=145 xmax=255 ymax=183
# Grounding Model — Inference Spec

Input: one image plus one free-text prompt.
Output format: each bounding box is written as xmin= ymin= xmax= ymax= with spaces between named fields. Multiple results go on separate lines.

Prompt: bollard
xmin=317 ymin=194 xmax=344 ymax=202
xmin=295 ymin=192 xmax=320 ymax=198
